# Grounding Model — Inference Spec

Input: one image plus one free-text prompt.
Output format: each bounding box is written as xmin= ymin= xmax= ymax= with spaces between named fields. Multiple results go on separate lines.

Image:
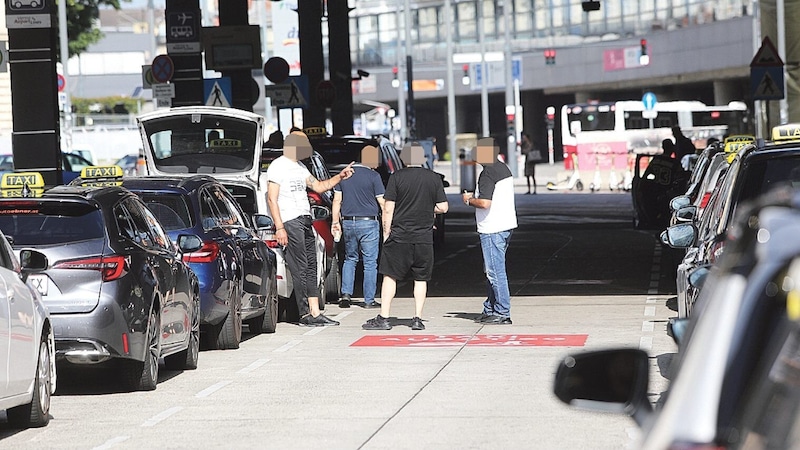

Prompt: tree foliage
xmin=62 ymin=0 xmax=126 ymax=59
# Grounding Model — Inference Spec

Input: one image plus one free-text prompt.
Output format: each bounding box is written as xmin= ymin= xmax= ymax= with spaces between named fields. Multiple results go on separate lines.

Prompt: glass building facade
xmin=347 ymin=0 xmax=749 ymax=67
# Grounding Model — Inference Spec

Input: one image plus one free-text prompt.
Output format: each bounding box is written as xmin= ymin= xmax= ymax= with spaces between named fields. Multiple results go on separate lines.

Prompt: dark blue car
xmin=122 ymin=175 xmax=278 ymax=350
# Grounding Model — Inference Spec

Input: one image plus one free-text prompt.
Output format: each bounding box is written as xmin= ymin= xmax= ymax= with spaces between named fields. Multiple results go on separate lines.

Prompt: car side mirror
xmin=19 ymin=249 xmax=48 ymax=271
xmin=177 ymin=234 xmax=203 ymax=254
xmin=311 ymin=205 xmax=330 ymax=222
xmin=669 ymin=195 xmax=691 ymax=212
xmin=253 ymin=213 xmax=274 ymax=231
xmin=553 ymin=349 xmax=652 ymax=426
xmin=674 ymin=205 xmax=698 ymax=223
xmin=660 ymin=223 xmax=697 ymax=249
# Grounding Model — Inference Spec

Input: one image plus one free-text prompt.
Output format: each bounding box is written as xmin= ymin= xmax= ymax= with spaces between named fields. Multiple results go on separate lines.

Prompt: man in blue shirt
xmin=332 ymin=145 xmax=385 ymax=308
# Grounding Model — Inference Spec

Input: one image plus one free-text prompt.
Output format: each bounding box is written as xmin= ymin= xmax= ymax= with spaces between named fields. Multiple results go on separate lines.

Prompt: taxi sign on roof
xmin=1 ymin=172 xmax=45 ymax=190
xmin=0 ymin=172 xmax=46 ymax=198
xmin=772 ymin=124 xmax=800 ymax=142
xmin=79 ymin=165 xmax=124 ymax=187
xmin=303 ymin=126 xmax=327 ymax=137
xmin=723 ymin=135 xmax=755 ymax=153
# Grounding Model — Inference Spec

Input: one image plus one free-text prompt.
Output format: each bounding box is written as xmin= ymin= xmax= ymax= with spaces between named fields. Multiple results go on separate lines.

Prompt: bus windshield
xmin=566 ymin=104 xmax=615 ymax=135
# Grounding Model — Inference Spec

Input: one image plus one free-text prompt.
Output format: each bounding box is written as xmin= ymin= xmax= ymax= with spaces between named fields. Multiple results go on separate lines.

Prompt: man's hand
xmin=339 ymin=162 xmax=355 ymax=180
xmin=462 ymin=192 xmax=473 ymax=205
xmin=275 ymin=228 xmax=288 ymax=246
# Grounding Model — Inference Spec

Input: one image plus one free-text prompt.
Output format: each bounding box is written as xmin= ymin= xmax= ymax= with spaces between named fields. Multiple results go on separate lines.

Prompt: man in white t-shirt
xmin=462 ymin=137 xmax=518 ymax=324
xmin=267 ymin=132 xmax=354 ymax=327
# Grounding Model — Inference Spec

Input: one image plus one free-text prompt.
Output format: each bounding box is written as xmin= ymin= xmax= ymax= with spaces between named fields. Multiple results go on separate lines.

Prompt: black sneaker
xmin=479 ymin=315 xmax=512 ymax=325
xmin=299 ymin=314 xmax=323 ymax=327
xmin=362 ymin=315 xmax=391 ymax=330
xmin=363 ymin=301 xmax=381 ymax=309
xmin=312 ymin=314 xmax=340 ymax=326
xmin=410 ymin=317 xmax=425 ymax=330
xmin=339 ymin=294 xmax=351 ymax=308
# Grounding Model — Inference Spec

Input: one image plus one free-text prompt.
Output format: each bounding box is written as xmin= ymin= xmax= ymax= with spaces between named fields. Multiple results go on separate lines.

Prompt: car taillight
xmin=183 ymin=240 xmax=220 ymax=263
xmin=307 ymin=190 xmax=322 ymax=206
xmin=699 ymin=192 xmax=712 ymax=208
xmin=54 ymin=255 xmax=129 ymax=281
xmin=264 ymin=239 xmax=281 ymax=249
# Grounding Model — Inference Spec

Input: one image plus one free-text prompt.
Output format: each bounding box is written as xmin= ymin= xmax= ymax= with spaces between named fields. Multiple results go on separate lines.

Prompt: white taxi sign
xmin=772 ymin=124 xmax=800 ymax=142
xmin=79 ymin=165 xmax=124 ymax=187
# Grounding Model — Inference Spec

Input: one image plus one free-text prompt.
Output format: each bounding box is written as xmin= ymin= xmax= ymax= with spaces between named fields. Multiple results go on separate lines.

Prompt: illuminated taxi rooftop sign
xmin=723 ymin=135 xmax=755 ymax=162
xmin=0 ymin=172 xmax=46 ymax=198
xmin=79 ymin=165 xmax=124 ymax=187
xmin=303 ymin=126 xmax=327 ymax=138
xmin=772 ymin=124 xmax=800 ymax=142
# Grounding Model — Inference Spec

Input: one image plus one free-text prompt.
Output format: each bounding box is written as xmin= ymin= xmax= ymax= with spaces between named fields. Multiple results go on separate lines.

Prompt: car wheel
xmin=122 ymin=307 xmax=161 ymax=391
xmin=7 ymin=331 xmax=52 ymax=428
xmin=164 ymin=293 xmax=200 ymax=370
xmin=324 ymin=255 xmax=341 ymax=303
xmin=262 ymin=276 xmax=278 ymax=333
xmin=216 ymin=287 xmax=242 ymax=350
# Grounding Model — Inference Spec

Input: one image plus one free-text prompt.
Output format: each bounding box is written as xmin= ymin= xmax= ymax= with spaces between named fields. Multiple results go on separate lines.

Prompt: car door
xmin=2 ymin=238 xmax=35 ymax=395
xmin=0 ymin=268 xmax=9 ymax=396
xmin=129 ymin=199 xmax=185 ymax=349
xmin=208 ymin=186 xmax=269 ymax=297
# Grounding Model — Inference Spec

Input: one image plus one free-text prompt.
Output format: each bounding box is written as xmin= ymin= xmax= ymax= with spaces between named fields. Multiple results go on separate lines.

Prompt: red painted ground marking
xmin=350 ymin=334 xmax=588 ymax=347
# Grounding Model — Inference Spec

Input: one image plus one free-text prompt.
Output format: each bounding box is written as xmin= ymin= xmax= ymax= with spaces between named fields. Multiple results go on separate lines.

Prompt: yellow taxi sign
xmin=303 ymin=126 xmax=327 ymax=137
xmin=81 ymin=165 xmax=124 ymax=179
xmin=772 ymin=124 xmax=800 ymax=142
xmin=1 ymin=172 xmax=45 ymax=190
xmin=723 ymin=135 xmax=755 ymax=152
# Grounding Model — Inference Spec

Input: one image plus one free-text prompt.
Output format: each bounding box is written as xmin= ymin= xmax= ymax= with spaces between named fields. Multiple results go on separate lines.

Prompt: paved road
xmin=0 ymin=186 xmax=679 ymax=449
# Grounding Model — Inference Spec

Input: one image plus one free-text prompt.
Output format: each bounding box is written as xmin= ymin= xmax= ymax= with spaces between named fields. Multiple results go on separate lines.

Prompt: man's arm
xmin=434 ymin=201 xmax=449 ymax=213
xmin=267 ymin=181 xmax=288 ymax=246
xmin=331 ymin=191 xmax=343 ymax=235
xmin=382 ymin=200 xmax=395 ymax=241
xmin=307 ymin=162 xmax=355 ymax=193
xmin=462 ymin=193 xmax=491 ymax=209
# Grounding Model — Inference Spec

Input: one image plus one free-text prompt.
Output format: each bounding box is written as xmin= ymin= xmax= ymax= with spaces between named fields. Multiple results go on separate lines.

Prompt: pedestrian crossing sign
xmin=751 ymin=66 xmax=784 ymax=101
xmin=264 ymin=75 xmax=309 ymax=109
xmin=204 ymin=77 xmax=232 ymax=107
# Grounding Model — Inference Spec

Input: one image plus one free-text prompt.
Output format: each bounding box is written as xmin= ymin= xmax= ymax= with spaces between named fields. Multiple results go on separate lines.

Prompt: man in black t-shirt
xmin=362 ymin=142 xmax=448 ymax=331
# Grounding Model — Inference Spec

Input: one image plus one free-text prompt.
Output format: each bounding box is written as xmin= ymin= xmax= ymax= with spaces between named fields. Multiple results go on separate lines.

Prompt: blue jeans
xmin=480 ymin=230 xmax=513 ymax=317
xmin=341 ymin=219 xmax=380 ymax=303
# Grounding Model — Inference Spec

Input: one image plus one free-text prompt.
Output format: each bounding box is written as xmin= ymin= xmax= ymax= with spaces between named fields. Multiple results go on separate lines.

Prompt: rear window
xmin=137 ymin=193 xmax=193 ymax=231
xmin=142 ymin=114 xmax=257 ymax=174
xmin=0 ymin=201 xmax=104 ymax=245
xmin=312 ymin=142 xmax=363 ymax=165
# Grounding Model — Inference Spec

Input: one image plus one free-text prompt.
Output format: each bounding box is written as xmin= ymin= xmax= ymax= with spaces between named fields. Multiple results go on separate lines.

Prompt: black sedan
xmin=0 ymin=170 xmax=202 ymax=391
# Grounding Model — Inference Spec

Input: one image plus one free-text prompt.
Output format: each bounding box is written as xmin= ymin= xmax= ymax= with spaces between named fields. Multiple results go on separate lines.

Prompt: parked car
xmin=121 ymin=175 xmax=277 ymax=346
xmin=555 ymin=186 xmax=800 ymax=449
xmin=663 ymin=125 xmax=800 ymax=316
xmin=135 ymin=106 xmax=328 ymax=325
xmin=0 ymin=169 xmax=202 ymax=391
xmin=0 ymin=230 xmax=55 ymax=428
xmin=0 ymin=152 xmax=94 ymax=184
xmin=115 ymin=154 xmax=143 ymax=176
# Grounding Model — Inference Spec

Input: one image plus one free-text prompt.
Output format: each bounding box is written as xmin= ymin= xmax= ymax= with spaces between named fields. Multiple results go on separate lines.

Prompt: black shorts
xmin=379 ymin=238 xmax=434 ymax=281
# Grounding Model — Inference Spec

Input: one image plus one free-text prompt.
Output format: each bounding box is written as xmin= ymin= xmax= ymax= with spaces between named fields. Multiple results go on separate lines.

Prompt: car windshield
xmin=137 ymin=193 xmax=194 ymax=231
xmin=0 ymin=201 xmax=104 ymax=245
xmin=142 ymin=114 xmax=257 ymax=174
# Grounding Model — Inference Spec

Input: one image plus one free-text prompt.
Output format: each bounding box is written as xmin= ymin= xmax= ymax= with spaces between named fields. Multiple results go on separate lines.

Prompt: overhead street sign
xmin=166 ymin=10 xmax=201 ymax=53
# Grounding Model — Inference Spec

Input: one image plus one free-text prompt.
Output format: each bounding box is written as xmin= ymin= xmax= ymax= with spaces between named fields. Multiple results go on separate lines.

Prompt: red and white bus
xmin=560 ymin=100 xmax=749 ymax=171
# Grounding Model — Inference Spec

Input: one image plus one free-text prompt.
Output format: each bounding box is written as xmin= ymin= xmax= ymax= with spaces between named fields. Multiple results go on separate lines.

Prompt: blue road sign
xmin=204 ymin=78 xmax=232 ymax=107
xmin=751 ymin=66 xmax=784 ymax=101
xmin=642 ymin=92 xmax=657 ymax=110
xmin=151 ymin=55 xmax=174 ymax=83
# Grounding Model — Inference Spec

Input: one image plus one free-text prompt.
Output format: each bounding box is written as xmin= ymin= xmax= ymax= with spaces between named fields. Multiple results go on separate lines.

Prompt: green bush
xmin=71 ymin=96 xmax=138 ymax=114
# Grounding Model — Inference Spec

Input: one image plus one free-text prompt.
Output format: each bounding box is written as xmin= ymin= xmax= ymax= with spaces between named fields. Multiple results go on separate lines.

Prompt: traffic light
xmin=639 ymin=39 xmax=650 ymax=65
xmin=506 ymin=112 xmax=515 ymax=136
xmin=462 ymin=64 xmax=470 ymax=85
xmin=391 ymin=66 xmax=399 ymax=88
xmin=544 ymin=49 xmax=556 ymax=65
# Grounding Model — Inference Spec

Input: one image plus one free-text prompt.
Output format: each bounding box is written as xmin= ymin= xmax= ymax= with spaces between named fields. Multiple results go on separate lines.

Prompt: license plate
xmin=28 ymin=274 xmax=48 ymax=296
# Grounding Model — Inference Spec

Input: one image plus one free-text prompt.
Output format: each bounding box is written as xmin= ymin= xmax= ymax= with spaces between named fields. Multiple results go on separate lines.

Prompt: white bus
xmin=560 ymin=100 xmax=749 ymax=171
